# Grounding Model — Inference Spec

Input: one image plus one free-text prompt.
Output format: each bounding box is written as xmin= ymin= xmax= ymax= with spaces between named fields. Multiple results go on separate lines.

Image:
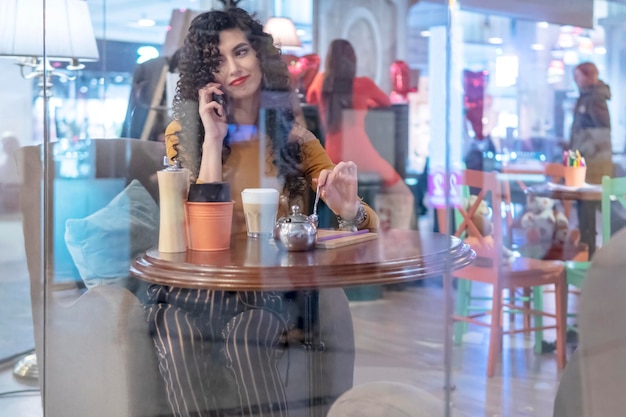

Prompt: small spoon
xmin=309 ymin=183 xmax=320 ymax=228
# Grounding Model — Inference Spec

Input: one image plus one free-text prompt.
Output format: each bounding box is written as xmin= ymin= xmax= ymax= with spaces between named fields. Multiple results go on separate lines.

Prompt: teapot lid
xmin=278 ymin=205 xmax=311 ymax=224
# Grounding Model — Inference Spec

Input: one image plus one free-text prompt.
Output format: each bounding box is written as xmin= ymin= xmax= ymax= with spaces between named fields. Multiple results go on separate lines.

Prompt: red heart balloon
xmin=297 ymin=54 xmax=320 ymax=92
xmin=463 ymin=70 xmax=489 ymax=140
xmin=282 ymin=53 xmax=320 ymax=92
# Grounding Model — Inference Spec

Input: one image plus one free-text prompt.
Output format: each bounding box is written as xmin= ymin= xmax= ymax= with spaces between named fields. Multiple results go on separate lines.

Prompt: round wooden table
xmin=131 ymin=229 xmax=474 ymax=290
xmin=131 ymin=229 xmax=474 ymax=417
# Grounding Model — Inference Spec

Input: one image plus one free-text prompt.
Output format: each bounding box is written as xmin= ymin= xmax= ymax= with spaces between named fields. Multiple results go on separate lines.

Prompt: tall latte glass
xmin=241 ymin=188 xmax=279 ymax=238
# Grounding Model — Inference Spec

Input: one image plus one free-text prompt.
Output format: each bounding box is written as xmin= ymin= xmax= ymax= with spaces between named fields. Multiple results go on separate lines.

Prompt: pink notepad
xmin=315 ymin=229 xmax=378 ymax=249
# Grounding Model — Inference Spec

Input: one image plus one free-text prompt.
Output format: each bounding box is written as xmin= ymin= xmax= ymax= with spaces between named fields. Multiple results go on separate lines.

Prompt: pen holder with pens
xmin=563 ymin=166 xmax=586 ymax=187
xmin=563 ymin=149 xmax=586 ymax=187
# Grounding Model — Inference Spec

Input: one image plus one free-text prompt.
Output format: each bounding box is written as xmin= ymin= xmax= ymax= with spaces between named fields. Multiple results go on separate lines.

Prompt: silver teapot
xmin=273 ymin=205 xmax=317 ymax=251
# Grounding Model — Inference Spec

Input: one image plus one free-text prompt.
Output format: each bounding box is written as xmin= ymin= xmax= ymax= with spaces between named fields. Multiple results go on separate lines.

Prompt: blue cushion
xmin=64 ymin=179 xmax=159 ymax=288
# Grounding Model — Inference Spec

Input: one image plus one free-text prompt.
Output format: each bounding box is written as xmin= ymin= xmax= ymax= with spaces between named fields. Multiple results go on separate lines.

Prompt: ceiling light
xmin=137 ymin=46 xmax=159 ymax=64
xmin=531 ymin=43 xmax=545 ymax=51
xmin=137 ymin=18 xmax=155 ymax=27
xmin=563 ymin=50 xmax=579 ymax=65
xmin=420 ymin=30 xmax=431 ymax=37
xmin=594 ymin=46 xmax=607 ymax=55
xmin=487 ymin=37 xmax=503 ymax=45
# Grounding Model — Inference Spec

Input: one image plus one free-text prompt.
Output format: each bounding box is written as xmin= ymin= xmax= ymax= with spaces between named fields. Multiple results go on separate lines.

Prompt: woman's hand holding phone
xmin=197 ymin=83 xmax=228 ymax=182
xmin=198 ymin=83 xmax=228 ymax=146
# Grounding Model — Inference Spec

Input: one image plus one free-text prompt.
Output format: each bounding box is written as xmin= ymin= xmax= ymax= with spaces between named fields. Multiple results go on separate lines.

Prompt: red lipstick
xmin=229 ymin=75 xmax=249 ymax=86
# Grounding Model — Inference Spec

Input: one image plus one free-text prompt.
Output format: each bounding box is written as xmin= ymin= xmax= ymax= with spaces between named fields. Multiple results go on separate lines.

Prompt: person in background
xmin=0 ymin=132 xmax=20 ymax=213
xmin=306 ymin=39 xmax=414 ymax=230
xmin=145 ymin=8 xmax=378 ymax=417
xmin=569 ymin=62 xmax=613 ymax=258
xmin=570 ymin=61 xmax=613 ymax=184
xmin=0 ymin=132 xmax=20 ymax=184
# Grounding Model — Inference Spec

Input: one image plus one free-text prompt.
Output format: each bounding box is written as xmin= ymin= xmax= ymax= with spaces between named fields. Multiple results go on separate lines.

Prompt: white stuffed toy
xmin=520 ymin=196 xmax=569 ymax=244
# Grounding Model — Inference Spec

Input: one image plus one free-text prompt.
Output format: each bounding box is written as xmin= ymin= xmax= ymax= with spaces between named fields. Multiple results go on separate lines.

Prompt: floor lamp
xmin=0 ymin=0 xmax=99 ymax=380
xmin=263 ymin=16 xmax=303 ymax=95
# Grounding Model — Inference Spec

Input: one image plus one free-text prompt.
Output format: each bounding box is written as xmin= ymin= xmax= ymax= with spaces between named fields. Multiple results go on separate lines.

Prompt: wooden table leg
xmin=578 ymin=201 xmax=598 ymax=258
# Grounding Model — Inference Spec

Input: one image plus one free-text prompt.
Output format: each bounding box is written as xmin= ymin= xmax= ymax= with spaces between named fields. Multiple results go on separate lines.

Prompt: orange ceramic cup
xmin=185 ymin=201 xmax=234 ymax=251
xmin=563 ymin=166 xmax=587 ymax=187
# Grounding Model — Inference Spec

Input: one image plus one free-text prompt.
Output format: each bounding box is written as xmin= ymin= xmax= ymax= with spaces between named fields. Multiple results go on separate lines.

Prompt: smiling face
xmin=212 ymin=28 xmax=263 ymax=102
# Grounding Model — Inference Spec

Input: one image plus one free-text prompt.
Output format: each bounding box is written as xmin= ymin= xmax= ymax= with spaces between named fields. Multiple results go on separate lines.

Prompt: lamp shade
xmin=263 ymin=17 xmax=301 ymax=49
xmin=0 ymin=0 xmax=99 ymax=61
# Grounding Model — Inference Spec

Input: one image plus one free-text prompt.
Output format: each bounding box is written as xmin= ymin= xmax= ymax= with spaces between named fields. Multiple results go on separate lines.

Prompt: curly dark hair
xmin=170 ymin=7 xmax=306 ymax=200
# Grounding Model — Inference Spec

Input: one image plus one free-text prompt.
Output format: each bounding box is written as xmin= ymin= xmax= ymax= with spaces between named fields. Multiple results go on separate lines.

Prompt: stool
xmin=327 ymin=381 xmax=465 ymax=417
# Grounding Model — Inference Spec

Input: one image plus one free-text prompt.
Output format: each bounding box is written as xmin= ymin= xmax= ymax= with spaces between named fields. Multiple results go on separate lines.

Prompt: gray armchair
xmin=553 ymin=227 xmax=626 ymax=416
xmin=20 ymin=138 xmax=355 ymax=417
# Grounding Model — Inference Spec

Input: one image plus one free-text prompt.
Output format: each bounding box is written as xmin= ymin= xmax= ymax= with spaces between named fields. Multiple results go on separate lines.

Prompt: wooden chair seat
xmin=456 ymin=256 xmax=563 ymax=284
xmin=449 ymin=169 xmax=567 ymax=377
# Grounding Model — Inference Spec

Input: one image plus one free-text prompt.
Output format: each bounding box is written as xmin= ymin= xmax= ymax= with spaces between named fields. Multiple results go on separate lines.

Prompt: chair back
xmin=452 ymin=169 xmax=504 ymax=266
xmin=22 ymin=139 xmax=165 ymax=284
xmin=601 ymin=175 xmax=626 ymax=244
xmin=18 ymin=138 xmax=169 ymax=416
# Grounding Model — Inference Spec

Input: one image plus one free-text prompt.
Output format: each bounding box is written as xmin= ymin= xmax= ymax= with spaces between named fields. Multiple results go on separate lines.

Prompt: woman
xmin=146 ymin=8 xmax=378 ymax=417
xmin=569 ymin=62 xmax=613 ymax=264
xmin=570 ymin=61 xmax=613 ymax=184
xmin=306 ymin=39 xmax=414 ymax=229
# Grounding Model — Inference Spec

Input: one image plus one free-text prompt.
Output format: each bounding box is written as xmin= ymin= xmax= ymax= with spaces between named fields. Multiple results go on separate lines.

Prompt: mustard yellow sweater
xmin=165 ymin=121 xmax=378 ymax=235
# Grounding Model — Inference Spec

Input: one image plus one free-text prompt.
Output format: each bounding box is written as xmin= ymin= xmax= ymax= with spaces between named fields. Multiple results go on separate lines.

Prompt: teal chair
xmin=451 ymin=195 xmax=541 ymax=350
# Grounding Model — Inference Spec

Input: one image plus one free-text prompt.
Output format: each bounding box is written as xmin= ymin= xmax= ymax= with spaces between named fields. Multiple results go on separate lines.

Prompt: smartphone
xmin=212 ymin=92 xmax=226 ymax=117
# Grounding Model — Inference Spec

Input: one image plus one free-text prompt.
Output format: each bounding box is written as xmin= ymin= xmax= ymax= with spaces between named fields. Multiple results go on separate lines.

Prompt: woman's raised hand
xmin=197 ymin=83 xmax=228 ymax=182
xmin=316 ymin=161 xmax=361 ymax=220
xmin=198 ymin=83 xmax=228 ymax=145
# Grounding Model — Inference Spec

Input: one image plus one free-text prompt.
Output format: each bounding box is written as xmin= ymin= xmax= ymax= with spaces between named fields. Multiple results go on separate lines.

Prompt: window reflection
xmin=3 ymin=0 xmax=626 ymax=416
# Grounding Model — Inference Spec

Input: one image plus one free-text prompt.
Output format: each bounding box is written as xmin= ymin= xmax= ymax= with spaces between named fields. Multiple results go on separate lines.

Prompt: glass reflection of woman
xmin=145 ymin=8 xmax=378 ymax=417
xmin=307 ymin=39 xmax=414 ymax=229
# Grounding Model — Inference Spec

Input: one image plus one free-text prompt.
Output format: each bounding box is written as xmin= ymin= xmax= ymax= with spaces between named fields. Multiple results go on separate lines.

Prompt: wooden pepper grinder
xmin=157 ymin=157 xmax=189 ymax=253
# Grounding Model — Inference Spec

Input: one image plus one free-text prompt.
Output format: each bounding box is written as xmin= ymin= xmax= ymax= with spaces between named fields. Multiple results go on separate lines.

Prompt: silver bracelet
xmin=337 ymin=204 xmax=368 ymax=232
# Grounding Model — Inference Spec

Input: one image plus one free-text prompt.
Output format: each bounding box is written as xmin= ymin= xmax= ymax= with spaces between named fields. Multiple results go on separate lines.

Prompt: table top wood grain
xmin=130 ymin=230 xmax=475 ymax=291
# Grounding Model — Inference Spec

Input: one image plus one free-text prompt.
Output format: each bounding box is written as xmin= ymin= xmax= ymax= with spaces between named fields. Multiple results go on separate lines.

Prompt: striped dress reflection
xmin=146 ymin=285 xmax=296 ymax=417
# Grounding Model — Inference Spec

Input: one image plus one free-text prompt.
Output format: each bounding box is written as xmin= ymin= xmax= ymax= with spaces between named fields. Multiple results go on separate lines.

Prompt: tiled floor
xmin=0 ymin=212 xmax=41 ymax=416
xmin=0 ymin=212 xmax=568 ymax=416
xmin=0 ymin=284 xmax=567 ymax=417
